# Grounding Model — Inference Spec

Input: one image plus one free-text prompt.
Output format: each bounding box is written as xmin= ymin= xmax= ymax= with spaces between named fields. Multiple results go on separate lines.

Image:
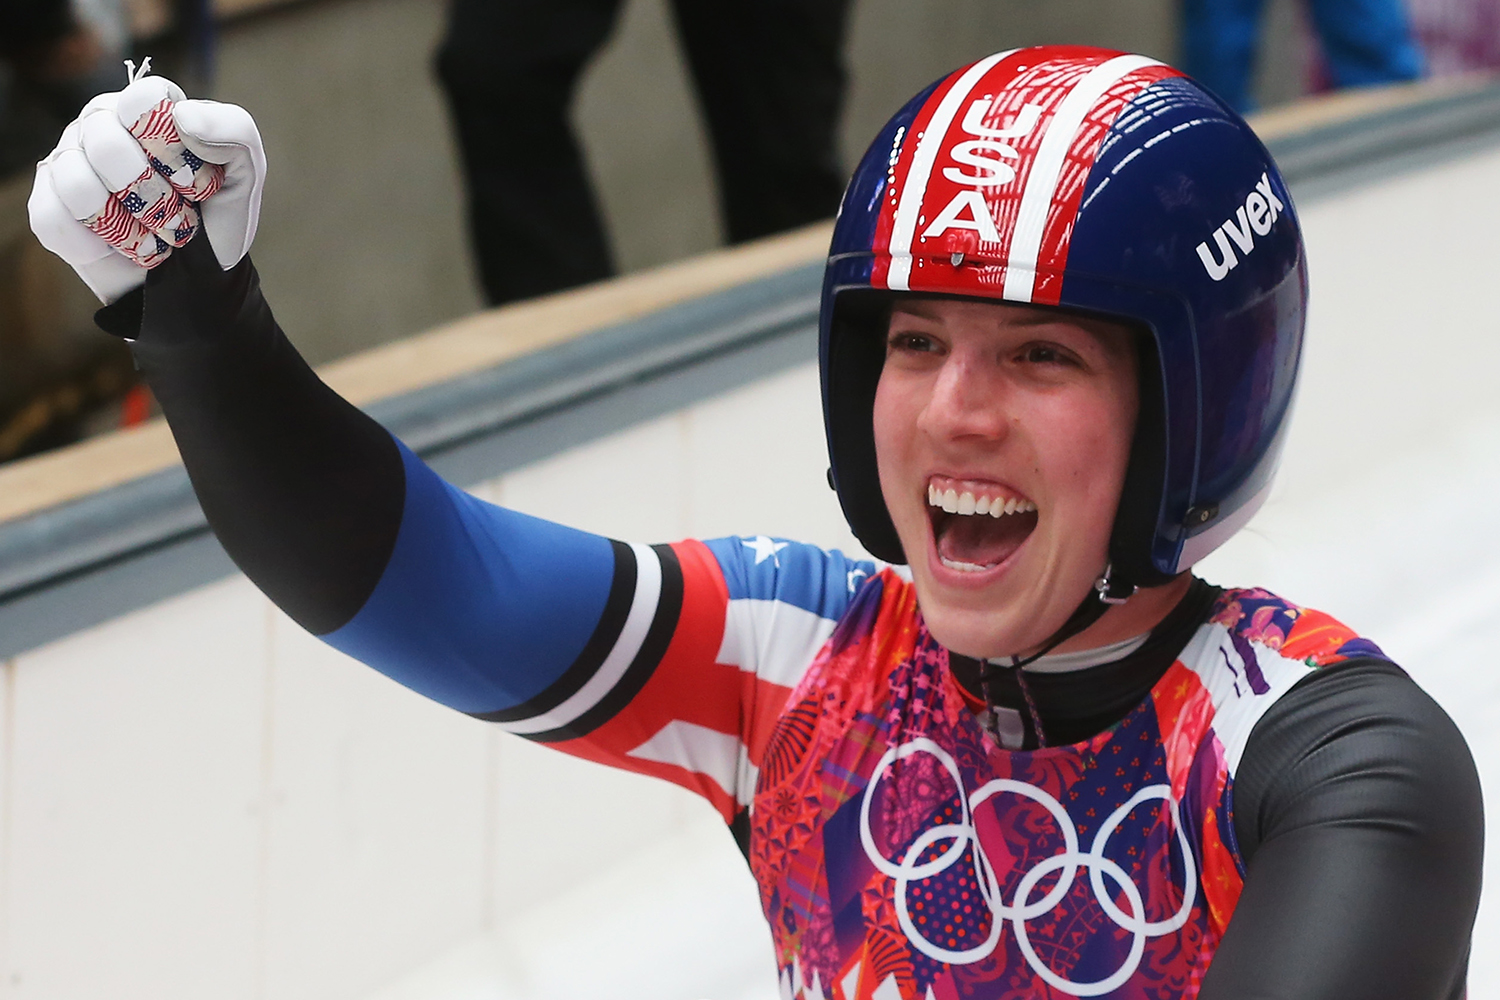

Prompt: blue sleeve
xmin=701 ymin=534 xmax=877 ymax=620
xmin=323 ymin=442 xmax=619 ymax=715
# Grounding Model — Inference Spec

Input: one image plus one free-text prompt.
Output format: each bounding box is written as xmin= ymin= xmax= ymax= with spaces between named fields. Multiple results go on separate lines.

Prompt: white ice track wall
xmin=5 ymin=145 xmax=1500 ymax=999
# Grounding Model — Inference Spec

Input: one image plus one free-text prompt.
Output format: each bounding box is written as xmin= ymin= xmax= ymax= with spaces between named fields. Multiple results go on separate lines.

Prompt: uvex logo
xmin=921 ymin=100 xmax=1045 ymax=243
xmin=1196 ymin=172 xmax=1285 ymax=281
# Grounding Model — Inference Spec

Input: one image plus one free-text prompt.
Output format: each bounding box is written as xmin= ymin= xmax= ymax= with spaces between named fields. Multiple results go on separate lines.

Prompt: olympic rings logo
xmin=858 ymin=739 xmax=1197 ymax=997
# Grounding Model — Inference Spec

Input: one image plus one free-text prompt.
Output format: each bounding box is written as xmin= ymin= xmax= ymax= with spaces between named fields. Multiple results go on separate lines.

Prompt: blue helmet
xmin=820 ymin=45 xmax=1307 ymax=588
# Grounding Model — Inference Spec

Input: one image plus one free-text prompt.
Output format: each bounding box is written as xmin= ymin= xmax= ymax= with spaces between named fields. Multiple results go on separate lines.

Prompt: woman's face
xmin=872 ymin=297 xmax=1140 ymax=659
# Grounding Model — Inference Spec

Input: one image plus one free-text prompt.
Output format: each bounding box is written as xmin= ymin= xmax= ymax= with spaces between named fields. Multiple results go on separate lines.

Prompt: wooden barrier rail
xmin=0 ymin=222 xmax=832 ymax=525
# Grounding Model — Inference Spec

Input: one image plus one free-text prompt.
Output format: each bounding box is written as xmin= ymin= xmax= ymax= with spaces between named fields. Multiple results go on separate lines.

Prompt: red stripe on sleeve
xmin=547 ymin=540 xmax=781 ymax=822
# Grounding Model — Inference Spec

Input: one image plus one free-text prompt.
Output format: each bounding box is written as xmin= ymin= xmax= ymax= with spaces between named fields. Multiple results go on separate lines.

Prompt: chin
xmin=920 ymin=614 xmax=1009 ymax=660
xmin=910 ymin=552 xmax=1103 ymax=660
xmin=912 ymin=586 xmax=1035 ymax=660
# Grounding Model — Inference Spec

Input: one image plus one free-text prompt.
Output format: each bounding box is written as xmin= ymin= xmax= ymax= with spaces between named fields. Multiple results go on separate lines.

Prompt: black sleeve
xmin=1200 ymin=659 xmax=1483 ymax=1000
xmin=98 ymin=235 xmax=405 ymax=635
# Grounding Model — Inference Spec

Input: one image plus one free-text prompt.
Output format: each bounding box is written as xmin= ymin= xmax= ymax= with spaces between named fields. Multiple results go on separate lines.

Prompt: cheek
xmin=872 ymin=372 xmax=931 ymax=544
xmin=1096 ymin=379 xmax=1139 ymax=488
xmin=872 ymin=372 xmax=915 ymax=474
xmin=1036 ymin=391 xmax=1136 ymax=507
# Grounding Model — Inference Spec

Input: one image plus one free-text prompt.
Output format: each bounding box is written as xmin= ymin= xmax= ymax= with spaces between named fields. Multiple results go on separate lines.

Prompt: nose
xmin=919 ymin=349 xmax=1011 ymax=444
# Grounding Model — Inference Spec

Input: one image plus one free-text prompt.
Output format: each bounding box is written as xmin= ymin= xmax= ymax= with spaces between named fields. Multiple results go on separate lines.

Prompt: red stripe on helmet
xmin=868 ymin=55 xmax=1008 ymax=290
xmin=1027 ymin=61 xmax=1180 ymax=304
xmin=873 ymin=47 xmax=1182 ymax=303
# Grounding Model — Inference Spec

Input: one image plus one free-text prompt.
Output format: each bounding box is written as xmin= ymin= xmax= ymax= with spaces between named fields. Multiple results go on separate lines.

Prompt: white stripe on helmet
xmin=885 ymin=50 xmax=1014 ymax=291
xmin=1002 ymin=53 xmax=1162 ymax=301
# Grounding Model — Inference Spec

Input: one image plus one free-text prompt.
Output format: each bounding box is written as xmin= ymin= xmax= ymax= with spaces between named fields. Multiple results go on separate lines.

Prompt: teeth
xmin=925 ymin=483 xmax=1037 ymax=518
xmin=940 ymin=556 xmax=992 ymax=572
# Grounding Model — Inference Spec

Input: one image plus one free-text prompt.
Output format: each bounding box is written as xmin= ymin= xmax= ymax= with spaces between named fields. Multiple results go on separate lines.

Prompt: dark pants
xmin=435 ymin=0 xmax=851 ymax=305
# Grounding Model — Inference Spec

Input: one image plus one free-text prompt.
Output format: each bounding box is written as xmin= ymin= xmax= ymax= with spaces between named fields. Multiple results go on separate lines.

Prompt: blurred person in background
xmin=1405 ymin=0 xmax=1500 ymax=76
xmin=435 ymin=0 xmax=851 ymax=305
xmin=1181 ymin=0 xmax=1425 ymax=110
xmin=1 ymin=0 xmax=127 ymax=184
xmin=0 ymin=0 xmax=147 ymax=462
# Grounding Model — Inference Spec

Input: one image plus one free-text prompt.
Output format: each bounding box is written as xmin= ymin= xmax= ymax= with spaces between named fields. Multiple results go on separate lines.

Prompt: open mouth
xmin=926 ymin=476 xmax=1039 ymax=573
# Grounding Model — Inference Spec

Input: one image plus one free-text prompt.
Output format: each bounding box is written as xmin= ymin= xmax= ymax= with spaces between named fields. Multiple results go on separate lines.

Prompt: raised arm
xmin=119 ymin=241 xmax=876 ymax=817
xmin=109 ymin=236 xmax=411 ymax=635
xmin=29 ymin=74 xmax=879 ymax=825
xmin=28 ymin=73 xmax=681 ymax=721
xmin=105 ymin=232 xmax=635 ymax=714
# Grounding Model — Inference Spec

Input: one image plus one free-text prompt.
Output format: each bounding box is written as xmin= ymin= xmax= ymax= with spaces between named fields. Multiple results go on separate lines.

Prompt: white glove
xmin=28 ymin=67 xmax=267 ymax=304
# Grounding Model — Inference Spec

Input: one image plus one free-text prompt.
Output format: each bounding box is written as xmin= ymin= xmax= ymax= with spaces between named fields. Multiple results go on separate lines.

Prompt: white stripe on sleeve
xmin=627 ymin=719 xmax=760 ymax=807
xmin=499 ymin=541 xmax=662 ymax=735
xmin=717 ymin=598 xmax=840 ymax=691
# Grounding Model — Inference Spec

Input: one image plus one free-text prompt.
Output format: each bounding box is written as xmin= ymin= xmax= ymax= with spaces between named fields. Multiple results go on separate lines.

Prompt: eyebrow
xmin=887 ymin=305 xmax=1135 ymax=356
xmin=1002 ymin=313 xmax=1067 ymax=328
xmin=888 ymin=305 xmax=1062 ymax=328
xmin=887 ymin=305 xmax=941 ymax=322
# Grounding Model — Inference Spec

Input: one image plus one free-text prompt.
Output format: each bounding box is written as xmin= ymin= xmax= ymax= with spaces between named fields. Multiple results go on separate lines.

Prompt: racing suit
xmin=96 ymin=237 xmax=1483 ymax=999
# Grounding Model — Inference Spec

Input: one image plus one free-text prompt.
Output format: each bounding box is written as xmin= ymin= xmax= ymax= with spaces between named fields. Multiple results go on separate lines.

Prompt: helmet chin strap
xmin=978 ymin=563 xmax=1137 ymax=747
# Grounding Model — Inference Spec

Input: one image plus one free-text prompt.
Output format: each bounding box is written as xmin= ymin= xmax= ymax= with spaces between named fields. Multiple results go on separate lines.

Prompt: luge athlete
xmin=30 ymin=46 xmax=1482 ymax=999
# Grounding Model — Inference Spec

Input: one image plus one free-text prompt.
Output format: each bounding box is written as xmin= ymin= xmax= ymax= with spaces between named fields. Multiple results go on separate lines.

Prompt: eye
xmin=887 ymin=331 xmax=940 ymax=355
xmin=1018 ymin=342 xmax=1079 ymax=367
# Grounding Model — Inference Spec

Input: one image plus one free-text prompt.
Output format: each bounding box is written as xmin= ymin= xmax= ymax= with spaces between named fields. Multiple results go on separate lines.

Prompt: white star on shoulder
xmin=743 ymin=535 xmax=789 ymax=566
xmin=847 ymin=567 xmax=868 ymax=593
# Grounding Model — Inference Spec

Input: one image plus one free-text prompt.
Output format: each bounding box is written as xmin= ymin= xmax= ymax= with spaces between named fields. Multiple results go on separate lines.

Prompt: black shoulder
xmin=1202 ymin=658 xmax=1482 ymax=1000
xmin=1234 ymin=657 xmax=1481 ymax=865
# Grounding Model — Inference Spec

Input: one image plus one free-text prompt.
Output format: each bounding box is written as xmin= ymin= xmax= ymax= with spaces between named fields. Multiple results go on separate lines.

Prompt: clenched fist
xmin=28 ymin=65 xmax=267 ymax=304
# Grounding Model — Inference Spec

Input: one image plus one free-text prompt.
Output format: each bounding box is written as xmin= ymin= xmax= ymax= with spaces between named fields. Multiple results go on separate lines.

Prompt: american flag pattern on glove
xmin=82 ymin=76 xmax=225 ymax=269
xmin=81 ymin=188 xmax=177 ymax=269
xmin=128 ymin=97 xmax=223 ymax=204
